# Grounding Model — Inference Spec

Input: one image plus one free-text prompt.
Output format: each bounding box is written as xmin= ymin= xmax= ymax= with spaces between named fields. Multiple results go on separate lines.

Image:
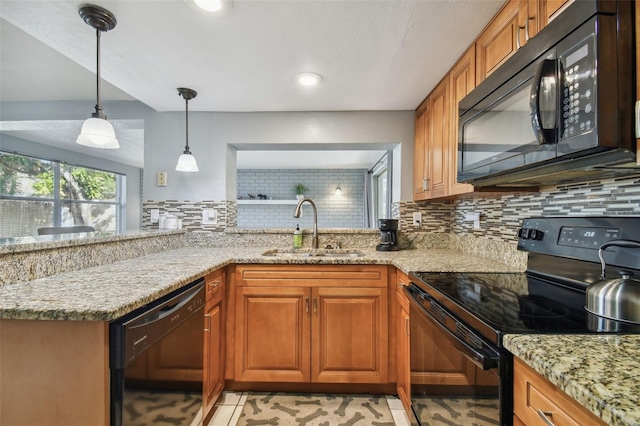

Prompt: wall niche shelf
xmin=236 ymin=199 xmax=299 ymax=205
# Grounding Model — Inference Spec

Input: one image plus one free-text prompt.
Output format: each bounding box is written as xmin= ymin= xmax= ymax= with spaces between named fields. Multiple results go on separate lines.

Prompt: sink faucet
xmin=293 ymin=198 xmax=319 ymax=249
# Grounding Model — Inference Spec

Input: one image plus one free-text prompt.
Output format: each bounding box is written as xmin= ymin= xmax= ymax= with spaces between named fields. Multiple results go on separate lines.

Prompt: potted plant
xmin=294 ymin=183 xmax=307 ymax=200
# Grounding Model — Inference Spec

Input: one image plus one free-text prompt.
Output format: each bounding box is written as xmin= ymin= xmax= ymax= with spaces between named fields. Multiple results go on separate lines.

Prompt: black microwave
xmin=457 ymin=0 xmax=637 ymax=187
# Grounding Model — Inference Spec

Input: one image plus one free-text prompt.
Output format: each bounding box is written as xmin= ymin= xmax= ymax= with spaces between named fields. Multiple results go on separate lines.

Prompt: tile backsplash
xmin=236 ymin=169 xmax=366 ymax=228
xmin=142 ymin=175 xmax=640 ymax=249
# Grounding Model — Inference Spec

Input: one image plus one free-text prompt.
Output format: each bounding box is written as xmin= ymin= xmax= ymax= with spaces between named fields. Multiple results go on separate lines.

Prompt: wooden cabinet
xmin=202 ymin=269 xmax=226 ymax=421
xmin=396 ymin=270 xmax=411 ymax=417
xmin=414 ymin=104 xmax=428 ymax=200
xmin=476 ymin=0 xmax=521 ymax=84
xmin=234 ymin=265 xmax=389 ymax=384
xmin=447 ymin=46 xmax=476 ymax=197
xmin=513 ymin=357 xmax=607 ymax=426
xmin=476 ymin=0 xmax=542 ymax=84
xmin=413 ymin=78 xmax=449 ymax=200
xmin=540 ymin=0 xmax=572 ymax=25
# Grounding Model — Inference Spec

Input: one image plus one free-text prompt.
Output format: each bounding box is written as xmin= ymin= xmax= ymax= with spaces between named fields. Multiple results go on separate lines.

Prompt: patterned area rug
xmin=123 ymin=389 xmax=202 ymax=426
xmin=237 ymin=392 xmax=395 ymax=426
xmin=413 ymin=396 xmax=499 ymax=426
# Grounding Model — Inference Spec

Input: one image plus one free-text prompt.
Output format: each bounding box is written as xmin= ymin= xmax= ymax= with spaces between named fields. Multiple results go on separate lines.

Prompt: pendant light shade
xmin=176 ymin=87 xmax=199 ymax=172
xmin=77 ymin=5 xmax=119 ymax=149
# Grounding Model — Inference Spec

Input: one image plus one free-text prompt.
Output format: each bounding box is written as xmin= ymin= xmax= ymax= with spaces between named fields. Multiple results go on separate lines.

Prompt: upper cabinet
xmin=413 ymin=0 xmax=571 ymax=201
xmin=414 ymin=78 xmax=449 ymax=201
xmin=476 ymin=0 xmax=521 ymax=84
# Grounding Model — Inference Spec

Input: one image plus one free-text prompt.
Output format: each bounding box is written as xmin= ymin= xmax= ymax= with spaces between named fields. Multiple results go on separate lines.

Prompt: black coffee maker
xmin=376 ymin=219 xmax=400 ymax=251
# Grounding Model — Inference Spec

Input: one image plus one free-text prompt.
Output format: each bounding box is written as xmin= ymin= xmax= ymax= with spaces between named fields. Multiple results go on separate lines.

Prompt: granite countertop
xmin=0 ymin=246 xmax=520 ymax=321
xmin=504 ymin=334 xmax=640 ymax=426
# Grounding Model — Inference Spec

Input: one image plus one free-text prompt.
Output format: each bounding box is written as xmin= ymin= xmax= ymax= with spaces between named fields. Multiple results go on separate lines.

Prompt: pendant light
xmin=77 ymin=5 xmax=119 ymax=149
xmin=175 ymin=88 xmax=199 ymax=172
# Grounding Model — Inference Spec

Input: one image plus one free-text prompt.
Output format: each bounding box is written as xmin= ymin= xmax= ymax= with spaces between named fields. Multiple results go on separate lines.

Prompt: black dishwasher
xmin=110 ymin=278 xmax=205 ymax=426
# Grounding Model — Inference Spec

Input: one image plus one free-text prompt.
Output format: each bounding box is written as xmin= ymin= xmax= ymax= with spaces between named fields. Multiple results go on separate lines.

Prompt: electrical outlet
xmin=464 ymin=213 xmax=481 ymax=229
xmin=202 ymin=209 xmax=217 ymax=225
xmin=412 ymin=212 xmax=422 ymax=228
xmin=157 ymin=172 xmax=167 ymax=187
xmin=150 ymin=209 xmax=160 ymax=223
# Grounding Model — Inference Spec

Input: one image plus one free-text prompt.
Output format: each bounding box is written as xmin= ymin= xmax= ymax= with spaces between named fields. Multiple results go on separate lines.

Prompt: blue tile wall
xmin=237 ymin=169 xmax=366 ymax=228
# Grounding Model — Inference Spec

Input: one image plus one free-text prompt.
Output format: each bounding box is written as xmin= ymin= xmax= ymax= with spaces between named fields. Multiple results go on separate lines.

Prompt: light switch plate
xmin=157 ymin=172 xmax=167 ymax=187
xmin=202 ymin=209 xmax=217 ymax=225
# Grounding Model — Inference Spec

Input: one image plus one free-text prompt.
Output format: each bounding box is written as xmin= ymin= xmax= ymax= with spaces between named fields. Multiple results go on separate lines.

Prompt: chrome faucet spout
xmin=293 ymin=197 xmax=319 ymax=249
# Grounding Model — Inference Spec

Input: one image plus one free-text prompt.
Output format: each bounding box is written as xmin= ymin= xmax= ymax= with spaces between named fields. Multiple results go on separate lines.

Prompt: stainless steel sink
xmin=262 ymin=249 xmax=365 ymax=258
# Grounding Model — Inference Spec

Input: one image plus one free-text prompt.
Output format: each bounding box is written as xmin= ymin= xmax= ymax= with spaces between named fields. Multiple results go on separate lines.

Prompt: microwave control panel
xmin=559 ymin=35 xmax=596 ymax=139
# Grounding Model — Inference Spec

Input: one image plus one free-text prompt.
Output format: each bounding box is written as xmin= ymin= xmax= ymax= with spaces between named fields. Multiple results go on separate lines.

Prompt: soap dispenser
xmin=293 ymin=224 xmax=303 ymax=249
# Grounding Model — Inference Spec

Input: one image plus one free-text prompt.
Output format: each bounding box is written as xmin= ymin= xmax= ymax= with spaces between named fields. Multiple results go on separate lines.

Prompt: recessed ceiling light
xmin=193 ymin=0 xmax=222 ymax=12
xmin=295 ymin=72 xmax=323 ymax=87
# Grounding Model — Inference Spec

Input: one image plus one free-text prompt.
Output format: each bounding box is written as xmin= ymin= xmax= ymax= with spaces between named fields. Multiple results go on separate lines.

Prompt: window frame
xmin=0 ymin=150 xmax=126 ymax=235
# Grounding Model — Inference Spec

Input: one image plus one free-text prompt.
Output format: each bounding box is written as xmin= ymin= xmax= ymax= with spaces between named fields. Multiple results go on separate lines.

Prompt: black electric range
xmin=409 ymin=216 xmax=640 ymax=348
xmin=404 ymin=217 xmax=640 ymax=426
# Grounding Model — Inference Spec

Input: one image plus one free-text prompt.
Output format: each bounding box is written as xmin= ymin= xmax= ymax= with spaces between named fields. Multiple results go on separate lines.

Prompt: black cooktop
xmin=408 ymin=271 xmax=640 ymax=346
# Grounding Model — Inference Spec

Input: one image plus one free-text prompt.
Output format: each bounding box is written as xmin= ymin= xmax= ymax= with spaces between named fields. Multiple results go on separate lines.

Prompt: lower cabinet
xmin=513 ymin=357 xmax=606 ymax=426
xmin=396 ymin=270 xmax=411 ymax=416
xmin=203 ymin=269 xmax=226 ymax=422
xmin=234 ymin=265 xmax=389 ymax=384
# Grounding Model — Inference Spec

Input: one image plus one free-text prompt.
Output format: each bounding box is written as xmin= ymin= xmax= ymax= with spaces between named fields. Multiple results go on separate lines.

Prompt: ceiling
xmin=0 ymin=0 xmax=504 ymax=168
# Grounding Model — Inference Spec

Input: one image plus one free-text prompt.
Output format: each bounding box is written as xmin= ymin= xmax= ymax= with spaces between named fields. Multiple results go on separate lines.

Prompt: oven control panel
xmin=518 ymin=217 xmax=640 ymax=268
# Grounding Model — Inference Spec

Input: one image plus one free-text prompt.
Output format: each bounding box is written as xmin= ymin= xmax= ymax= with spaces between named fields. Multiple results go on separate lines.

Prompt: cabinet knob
xmin=313 ymin=297 xmax=318 ymax=313
xmin=305 ymin=297 xmax=309 ymax=313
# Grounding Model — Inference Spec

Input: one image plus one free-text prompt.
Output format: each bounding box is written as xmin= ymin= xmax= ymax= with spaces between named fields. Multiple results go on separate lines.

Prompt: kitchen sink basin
xmin=261 ymin=249 xmax=365 ymax=258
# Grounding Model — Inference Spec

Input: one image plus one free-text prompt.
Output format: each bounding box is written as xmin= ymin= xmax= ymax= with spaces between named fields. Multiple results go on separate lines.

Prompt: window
xmin=0 ymin=151 xmax=125 ymax=237
xmin=368 ymin=151 xmax=392 ymax=226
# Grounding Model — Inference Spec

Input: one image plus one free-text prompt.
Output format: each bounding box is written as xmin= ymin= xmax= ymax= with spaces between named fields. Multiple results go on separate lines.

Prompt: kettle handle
xmin=598 ymin=240 xmax=640 ymax=279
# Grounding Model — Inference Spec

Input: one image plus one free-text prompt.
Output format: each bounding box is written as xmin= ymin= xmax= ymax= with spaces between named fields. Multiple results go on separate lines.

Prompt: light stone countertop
xmin=0 ymin=246 xmax=521 ymax=321
xmin=504 ymin=334 xmax=640 ymax=426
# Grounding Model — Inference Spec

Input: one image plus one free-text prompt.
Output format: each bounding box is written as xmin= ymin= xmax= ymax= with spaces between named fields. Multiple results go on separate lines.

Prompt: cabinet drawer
xmin=205 ymin=268 xmax=225 ymax=299
xmin=513 ymin=357 xmax=606 ymax=426
xmin=236 ymin=265 xmax=388 ymax=288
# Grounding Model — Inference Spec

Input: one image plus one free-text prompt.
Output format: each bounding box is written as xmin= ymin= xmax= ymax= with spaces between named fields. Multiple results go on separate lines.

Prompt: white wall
xmin=144 ymin=111 xmax=414 ymax=201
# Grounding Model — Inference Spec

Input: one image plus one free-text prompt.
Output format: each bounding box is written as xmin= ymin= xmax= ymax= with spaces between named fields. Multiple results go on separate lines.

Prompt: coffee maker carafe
xmin=376 ymin=219 xmax=400 ymax=251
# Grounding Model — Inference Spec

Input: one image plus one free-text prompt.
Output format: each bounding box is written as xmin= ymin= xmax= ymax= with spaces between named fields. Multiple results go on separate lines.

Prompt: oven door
xmin=405 ymin=284 xmax=512 ymax=426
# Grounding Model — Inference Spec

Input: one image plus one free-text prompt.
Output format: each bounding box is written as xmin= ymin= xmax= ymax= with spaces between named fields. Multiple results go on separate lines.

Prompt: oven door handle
xmin=405 ymin=286 xmax=499 ymax=370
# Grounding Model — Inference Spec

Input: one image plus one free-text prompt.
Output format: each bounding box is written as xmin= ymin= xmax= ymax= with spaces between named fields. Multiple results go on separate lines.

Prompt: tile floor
xmin=206 ymin=391 xmax=411 ymax=426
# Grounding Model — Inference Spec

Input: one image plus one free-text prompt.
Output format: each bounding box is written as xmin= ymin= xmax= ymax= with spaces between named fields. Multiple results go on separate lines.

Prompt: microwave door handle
xmin=530 ymin=58 xmax=558 ymax=145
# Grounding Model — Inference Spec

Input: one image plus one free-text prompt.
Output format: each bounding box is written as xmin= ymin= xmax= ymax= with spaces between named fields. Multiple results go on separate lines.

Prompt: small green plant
xmin=294 ymin=183 xmax=307 ymax=195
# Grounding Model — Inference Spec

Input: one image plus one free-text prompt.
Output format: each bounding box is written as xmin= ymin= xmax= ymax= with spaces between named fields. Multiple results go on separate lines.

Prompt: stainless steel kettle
xmin=585 ymin=240 xmax=640 ymax=324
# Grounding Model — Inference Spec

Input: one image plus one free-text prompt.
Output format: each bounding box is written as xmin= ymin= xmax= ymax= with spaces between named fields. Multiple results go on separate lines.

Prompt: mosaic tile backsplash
xmin=141 ymin=175 xmax=640 ymax=248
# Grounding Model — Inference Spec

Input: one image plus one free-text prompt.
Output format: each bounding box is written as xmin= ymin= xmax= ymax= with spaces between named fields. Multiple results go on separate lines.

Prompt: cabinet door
xmin=396 ymin=271 xmax=411 ymax=416
xmin=311 ymin=287 xmax=388 ymax=383
xmin=425 ymin=79 xmax=449 ymax=199
xmin=235 ymin=286 xmax=311 ymax=382
xmin=203 ymin=289 xmax=225 ymax=419
xmin=448 ymin=46 xmax=476 ymax=197
xmin=476 ymin=0 xmax=520 ymax=84
xmin=541 ymin=0 xmax=573 ymax=26
xmin=414 ymin=103 xmax=429 ymax=200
